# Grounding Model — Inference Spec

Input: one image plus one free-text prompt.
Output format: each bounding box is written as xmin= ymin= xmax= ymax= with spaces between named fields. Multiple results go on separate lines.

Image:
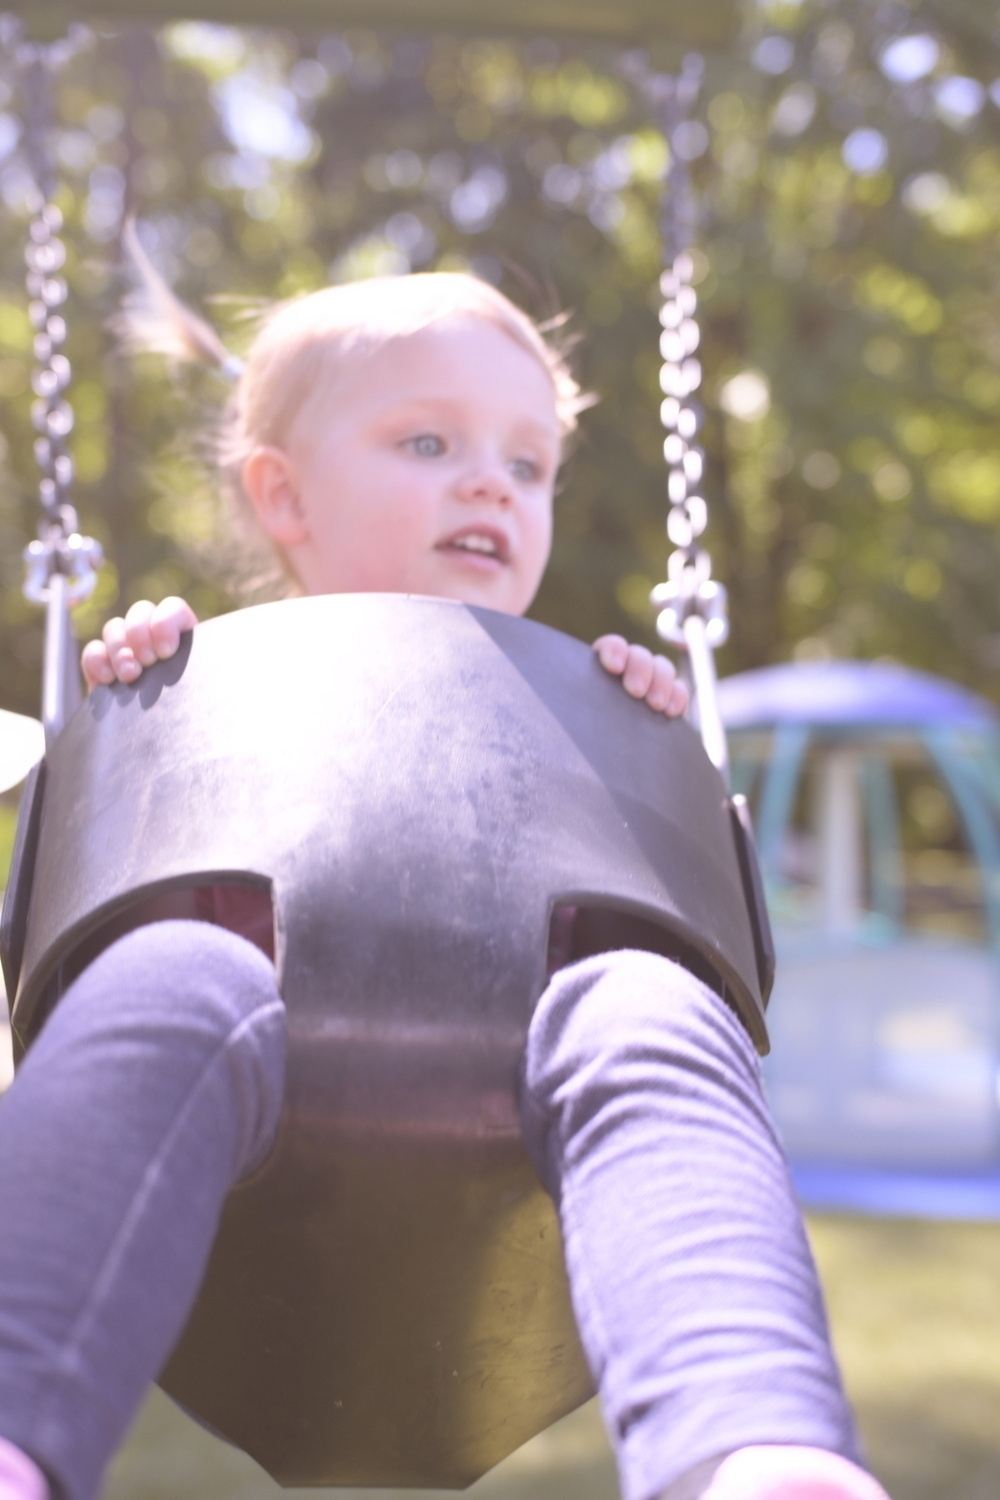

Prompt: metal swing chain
xmin=635 ymin=56 xmax=730 ymax=783
xmin=10 ymin=19 xmax=103 ymax=744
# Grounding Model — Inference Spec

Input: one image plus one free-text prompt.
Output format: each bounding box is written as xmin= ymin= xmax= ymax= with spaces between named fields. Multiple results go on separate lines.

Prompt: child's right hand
xmin=81 ymin=597 xmax=198 ymax=689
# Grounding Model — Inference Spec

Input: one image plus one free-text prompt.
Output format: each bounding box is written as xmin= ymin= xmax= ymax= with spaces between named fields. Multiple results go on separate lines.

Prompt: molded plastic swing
xmin=4 ymin=596 xmax=770 ymax=1485
xmin=0 ymin=1 xmax=772 ymax=1488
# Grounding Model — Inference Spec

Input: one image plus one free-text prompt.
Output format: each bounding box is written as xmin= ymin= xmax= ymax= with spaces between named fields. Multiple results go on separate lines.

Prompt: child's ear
xmin=243 ymin=447 xmax=311 ymax=547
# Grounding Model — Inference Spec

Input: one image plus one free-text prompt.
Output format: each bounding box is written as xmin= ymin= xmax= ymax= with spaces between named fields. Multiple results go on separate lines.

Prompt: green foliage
xmin=1 ymin=3 xmax=1000 ymax=718
xmin=0 ymin=794 xmax=18 ymax=889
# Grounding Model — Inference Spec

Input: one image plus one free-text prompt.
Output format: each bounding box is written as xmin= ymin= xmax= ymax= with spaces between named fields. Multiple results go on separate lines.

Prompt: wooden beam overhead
xmin=7 ymin=0 xmax=742 ymax=49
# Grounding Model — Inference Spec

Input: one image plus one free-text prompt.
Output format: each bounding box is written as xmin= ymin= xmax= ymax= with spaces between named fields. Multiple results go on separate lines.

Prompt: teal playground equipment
xmin=720 ymin=660 xmax=1000 ymax=1219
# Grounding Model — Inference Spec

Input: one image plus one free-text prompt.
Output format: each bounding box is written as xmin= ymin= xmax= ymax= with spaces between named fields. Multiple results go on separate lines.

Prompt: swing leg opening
xmin=14 ymin=882 xmax=275 ymax=1062
xmin=548 ymin=902 xmax=739 ymax=1024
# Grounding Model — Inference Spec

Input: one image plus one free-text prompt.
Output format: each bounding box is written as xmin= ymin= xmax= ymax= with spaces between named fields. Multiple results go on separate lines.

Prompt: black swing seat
xmin=1 ymin=594 xmax=771 ymax=1489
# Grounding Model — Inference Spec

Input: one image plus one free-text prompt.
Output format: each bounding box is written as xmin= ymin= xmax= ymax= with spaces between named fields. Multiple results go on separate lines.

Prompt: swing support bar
xmin=6 ymin=0 xmax=740 ymax=47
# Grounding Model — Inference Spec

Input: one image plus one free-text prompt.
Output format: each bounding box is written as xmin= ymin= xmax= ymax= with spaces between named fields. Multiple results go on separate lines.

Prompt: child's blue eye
xmin=511 ymin=457 xmax=542 ymax=483
xmin=406 ymin=433 xmax=446 ymax=457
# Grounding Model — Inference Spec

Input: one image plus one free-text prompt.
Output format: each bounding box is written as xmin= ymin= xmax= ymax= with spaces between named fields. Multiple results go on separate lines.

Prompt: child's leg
xmin=520 ymin=949 xmax=881 ymax=1500
xmin=0 ymin=920 xmax=285 ymax=1500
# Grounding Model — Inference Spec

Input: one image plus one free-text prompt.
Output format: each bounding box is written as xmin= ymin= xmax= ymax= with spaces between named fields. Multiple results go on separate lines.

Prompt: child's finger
xmin=80 ymin=638 xmax=116 ymax=690
xmin=667 ymin=673 xmax=689 ymax=715
xmin=149 ymin=596 xmax=198 ymax=659
xmin=123 ymin=600 xmax=161 ymax=669
xmin=621 ymin=644 xmax=654 ymax=700
xmin=644 ymin=654 xmax=684 ymax=715
xmin=101 ymin=615 xmax=142 ymax=684
xmin=593 ymin=634 xmax=629 ymax=673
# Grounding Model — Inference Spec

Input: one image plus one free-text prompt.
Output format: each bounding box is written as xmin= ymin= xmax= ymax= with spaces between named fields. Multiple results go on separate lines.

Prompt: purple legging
xmin=0 ymin=922 xmax=857 ymax=1500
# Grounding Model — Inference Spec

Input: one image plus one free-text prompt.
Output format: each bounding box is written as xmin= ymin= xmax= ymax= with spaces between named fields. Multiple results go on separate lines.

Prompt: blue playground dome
xmin=719 ymin=660 xmax=1000 ymax=1219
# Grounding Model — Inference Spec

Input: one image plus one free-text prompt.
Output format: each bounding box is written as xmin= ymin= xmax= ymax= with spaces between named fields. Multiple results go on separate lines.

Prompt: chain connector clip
xmin=652 ymin=577 xmax=729 ymax=650
xmin=24 ymin=531 xmax=103 ymax=606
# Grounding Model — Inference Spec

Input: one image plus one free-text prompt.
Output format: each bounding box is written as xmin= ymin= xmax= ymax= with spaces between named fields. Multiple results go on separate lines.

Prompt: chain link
xmin=11 ymin=19 xmax=102 ymax=607
xmin=620 ymin=52 xmax=730 ymax=780
xmin=649 ymin=242 xmax=728 ymax=650
xmin=633 ymin=57 xmax=729 ymax=653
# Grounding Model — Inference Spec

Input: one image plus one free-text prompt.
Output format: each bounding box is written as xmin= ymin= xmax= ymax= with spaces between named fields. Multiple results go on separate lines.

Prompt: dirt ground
xmin=99 ymin=1214 xmax=1000 ymax=1500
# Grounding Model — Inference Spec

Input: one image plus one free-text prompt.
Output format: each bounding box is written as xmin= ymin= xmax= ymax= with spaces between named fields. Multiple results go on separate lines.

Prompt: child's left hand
xmin=593 ymin=635 xmax=688 ymax=717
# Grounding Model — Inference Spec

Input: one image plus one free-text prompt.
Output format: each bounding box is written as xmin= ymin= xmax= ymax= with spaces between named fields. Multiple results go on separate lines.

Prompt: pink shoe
xmin=0 ymin=1439 xmax=47 ymax=1500
xmin=701 ymin=1446 xmax=891 ymax=1500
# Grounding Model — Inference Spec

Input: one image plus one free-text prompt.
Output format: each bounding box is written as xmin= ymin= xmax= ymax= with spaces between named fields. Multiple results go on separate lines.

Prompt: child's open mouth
xmin=437 ymin=527 xmax=510 ymax=566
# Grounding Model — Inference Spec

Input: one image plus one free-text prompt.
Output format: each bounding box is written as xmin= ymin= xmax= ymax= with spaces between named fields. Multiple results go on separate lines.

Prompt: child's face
xmin=246 ymin=315 xmax=561 ymax=616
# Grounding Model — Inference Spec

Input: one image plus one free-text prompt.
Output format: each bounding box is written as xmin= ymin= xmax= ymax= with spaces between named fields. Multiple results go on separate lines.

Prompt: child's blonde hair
xmin=121 ymin=232 xmax=589 ymax=601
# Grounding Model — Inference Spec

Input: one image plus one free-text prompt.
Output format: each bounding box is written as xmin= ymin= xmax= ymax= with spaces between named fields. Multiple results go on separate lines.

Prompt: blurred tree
xmin=0 ymin=0 xmax=999 ymax=720
xmin=697 ymin=0 xmax=1000 ymax=684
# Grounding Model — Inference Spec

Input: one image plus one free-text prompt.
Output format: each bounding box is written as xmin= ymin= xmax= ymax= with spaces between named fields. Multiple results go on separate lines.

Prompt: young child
xmin=0 ymin=272 xmax=889 ymax=1500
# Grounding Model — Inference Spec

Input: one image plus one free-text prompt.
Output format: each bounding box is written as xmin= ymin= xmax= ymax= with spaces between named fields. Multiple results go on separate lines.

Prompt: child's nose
xmin=455 ymin=464 xmax=511 ymax=506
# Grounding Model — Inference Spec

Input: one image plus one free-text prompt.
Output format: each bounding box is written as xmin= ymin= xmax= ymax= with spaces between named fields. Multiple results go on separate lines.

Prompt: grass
xmin=809 ymin=1216 xmax=1000 ymax=1500
xmin=103 ymin=1391 xmax=618 ymax=1500
xmin=97 ymin=1215 xmax=1000 ymax=1500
